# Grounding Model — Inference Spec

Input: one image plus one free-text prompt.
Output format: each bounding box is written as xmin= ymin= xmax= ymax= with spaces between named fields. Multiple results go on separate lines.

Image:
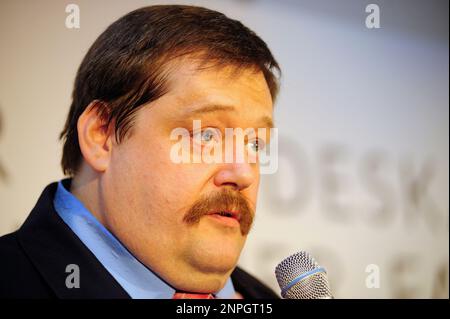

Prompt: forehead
xmin=155 ymin=58 xmax=274 ymax=119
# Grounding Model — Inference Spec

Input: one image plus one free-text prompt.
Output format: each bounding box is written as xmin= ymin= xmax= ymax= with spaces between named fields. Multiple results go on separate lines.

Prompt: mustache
xmin=183 ymin=188 xmax=255 ymax=236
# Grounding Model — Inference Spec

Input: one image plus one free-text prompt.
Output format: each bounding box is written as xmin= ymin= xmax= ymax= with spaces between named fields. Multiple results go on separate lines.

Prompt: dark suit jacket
xmin=0 ymin=182 xmax=279 ymax=299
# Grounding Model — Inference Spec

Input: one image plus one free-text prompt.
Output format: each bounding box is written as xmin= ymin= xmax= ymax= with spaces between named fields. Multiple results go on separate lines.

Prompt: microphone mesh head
xmin=275 ymin=251 xmax=333 ymax=299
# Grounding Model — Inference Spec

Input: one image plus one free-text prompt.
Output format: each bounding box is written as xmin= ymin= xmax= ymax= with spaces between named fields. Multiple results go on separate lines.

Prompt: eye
xmin=248 ymin=138 xmax=266 ymax=153
xmin=193 ymin=127 xmax=222 ymax=145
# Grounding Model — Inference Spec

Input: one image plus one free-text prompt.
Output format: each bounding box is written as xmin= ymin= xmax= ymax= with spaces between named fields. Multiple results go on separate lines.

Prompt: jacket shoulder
xmin=0 ymin=232 xmax=54 ymax=298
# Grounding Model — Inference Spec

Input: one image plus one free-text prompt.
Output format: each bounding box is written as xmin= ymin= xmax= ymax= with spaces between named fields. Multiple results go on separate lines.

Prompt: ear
xmin=77 ymin=101 xmax=113 ymax=172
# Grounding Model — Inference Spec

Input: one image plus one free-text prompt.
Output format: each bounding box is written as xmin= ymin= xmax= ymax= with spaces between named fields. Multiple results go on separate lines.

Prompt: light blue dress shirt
xmin=53 ymin=180 xmax=236 ymax=299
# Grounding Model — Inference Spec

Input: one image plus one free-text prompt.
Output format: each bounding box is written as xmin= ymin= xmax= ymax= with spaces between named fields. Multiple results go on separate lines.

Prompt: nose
xmin=213 ymin=162 xmax=257 ymax=191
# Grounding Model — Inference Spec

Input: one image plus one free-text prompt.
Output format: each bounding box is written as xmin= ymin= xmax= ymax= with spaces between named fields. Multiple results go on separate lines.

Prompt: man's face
xmin=100 ymin=60 xmax=274 ymax=292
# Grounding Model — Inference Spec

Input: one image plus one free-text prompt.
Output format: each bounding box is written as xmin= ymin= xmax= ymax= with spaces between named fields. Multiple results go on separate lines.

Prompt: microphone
xmin=275 ymin=251 xmax=333 ymax=299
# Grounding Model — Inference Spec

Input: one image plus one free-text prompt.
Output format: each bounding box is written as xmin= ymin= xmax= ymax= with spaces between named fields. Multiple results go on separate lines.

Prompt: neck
xmin=70 ymin=164 xmax=107 ymax=226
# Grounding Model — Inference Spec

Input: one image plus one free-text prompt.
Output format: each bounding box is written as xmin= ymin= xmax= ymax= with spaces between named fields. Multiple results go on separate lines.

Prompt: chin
xmin=185 ymin=238 xmax=244 ymax=274
xmin=173 ymin=274 xmax=227 ymax=294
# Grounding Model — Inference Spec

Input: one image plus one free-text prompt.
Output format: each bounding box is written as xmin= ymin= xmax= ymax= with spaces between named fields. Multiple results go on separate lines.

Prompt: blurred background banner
xmin=0 ymin=0 xmax=448 ymax=298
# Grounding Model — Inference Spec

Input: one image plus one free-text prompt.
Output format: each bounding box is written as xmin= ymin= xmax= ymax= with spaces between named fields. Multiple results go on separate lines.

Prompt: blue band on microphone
xmin=282 ymin=267 xmax=326 ymax=296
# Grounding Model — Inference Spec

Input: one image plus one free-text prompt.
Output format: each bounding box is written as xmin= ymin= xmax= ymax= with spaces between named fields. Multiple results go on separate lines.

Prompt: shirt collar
xmin=53 ymin=180 xmax=236 ymax=299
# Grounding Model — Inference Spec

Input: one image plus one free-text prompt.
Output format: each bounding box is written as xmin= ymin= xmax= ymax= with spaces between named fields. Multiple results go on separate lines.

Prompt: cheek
xmin=110 ymin=138 xmax=204 ymax=218
xmin=243 ymin=171 xmax=260 ymax=205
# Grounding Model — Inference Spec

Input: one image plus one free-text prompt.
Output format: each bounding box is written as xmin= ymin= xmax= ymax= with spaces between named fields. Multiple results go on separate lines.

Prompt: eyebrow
xmin=184 ymin=104 xmax=275 ymax=129
xmin=188 ymin=104 xmax=235 ymax=115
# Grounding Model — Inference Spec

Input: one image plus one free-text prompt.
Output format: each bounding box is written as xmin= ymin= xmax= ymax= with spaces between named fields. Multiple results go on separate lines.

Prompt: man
xmin=0 ymin=5 xmax=280 ymax=298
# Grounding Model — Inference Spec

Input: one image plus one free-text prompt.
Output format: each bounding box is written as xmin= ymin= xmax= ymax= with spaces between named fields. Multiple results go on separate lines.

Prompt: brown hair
xmin=60 ymin=5 xmax=281 ymax=176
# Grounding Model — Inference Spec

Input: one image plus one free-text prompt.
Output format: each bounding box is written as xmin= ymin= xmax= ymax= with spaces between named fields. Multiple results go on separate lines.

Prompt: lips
xmin=207 ymin=210 xmax=241 ymax=222
xmin=206 ymin=210 xmax=241 ymax=229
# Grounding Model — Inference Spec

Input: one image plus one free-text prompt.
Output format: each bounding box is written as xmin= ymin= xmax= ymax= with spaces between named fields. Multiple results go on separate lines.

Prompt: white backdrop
xmin=0 ymin=0 xmax=448 ymax=298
